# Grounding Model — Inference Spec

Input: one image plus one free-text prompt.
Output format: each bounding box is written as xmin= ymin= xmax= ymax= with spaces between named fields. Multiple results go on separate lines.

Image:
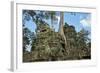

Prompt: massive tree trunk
xmin=59 ymin=12 xmax=67 ymax=50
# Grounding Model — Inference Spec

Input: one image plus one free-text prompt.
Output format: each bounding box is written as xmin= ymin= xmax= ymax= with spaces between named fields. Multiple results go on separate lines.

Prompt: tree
xmin=59 ymin=12 xmax=68 ymax=53
xmin=63 ymin=23 xmax=78 ymax=59
xmin=23 ymin=25 xmax=35 ymax=52
xmin=23 ymin=10 xmax=49 ymax=25
xmin=63 ymin=23 xmax=91 ymax=59
xmin=64 ymin=23 xmax=77 ymax=48
xmin=45 ymin=11 xmax=57 ymax=30
xmin=76 ymin=29 xmax=91 ymax=59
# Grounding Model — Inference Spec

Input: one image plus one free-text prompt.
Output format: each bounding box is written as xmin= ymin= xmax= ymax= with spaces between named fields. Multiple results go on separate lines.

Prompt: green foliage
xmin=63 ymin=23 xmax=91 ymax=59
xmin=23 ymin=10 xmax=91 ymax=62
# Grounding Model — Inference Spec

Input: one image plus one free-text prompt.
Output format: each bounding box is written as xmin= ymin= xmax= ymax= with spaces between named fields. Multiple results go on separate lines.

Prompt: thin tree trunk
xmin=51 ymin=15 xmax=54 ymax=31
xmin=59 ymin=12 xmax=67 ymax=50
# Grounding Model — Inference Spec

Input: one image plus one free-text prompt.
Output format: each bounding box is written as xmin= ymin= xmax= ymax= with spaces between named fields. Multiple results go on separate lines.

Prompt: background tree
xmin=45 ymin=11 xmax=57 ymax=30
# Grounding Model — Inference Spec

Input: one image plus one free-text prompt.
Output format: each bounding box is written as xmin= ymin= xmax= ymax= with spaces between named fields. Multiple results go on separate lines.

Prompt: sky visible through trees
xmin=23 ymin=11 xmax=91 ymax=33
xmin=22 ymin=10 xmax=91 ymax=62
